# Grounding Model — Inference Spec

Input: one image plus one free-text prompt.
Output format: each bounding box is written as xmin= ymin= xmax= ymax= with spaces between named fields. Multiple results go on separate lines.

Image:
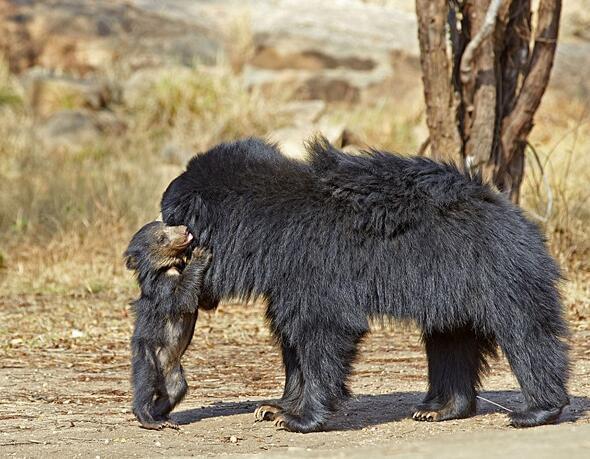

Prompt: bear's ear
xmin=165 ymin=194 xmax=208 ymax=238
xmin=305 ymin=135 xmax=342 ymax=174
xmin=186 ymin=195 xmax=208 ymax=232
xmin=124 ymin=251 xmax=138 ymax=271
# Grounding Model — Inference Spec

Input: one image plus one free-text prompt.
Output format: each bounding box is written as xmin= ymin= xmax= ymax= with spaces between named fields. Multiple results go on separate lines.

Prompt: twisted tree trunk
xmin=415 ymin=0 xmax=561 ymax=203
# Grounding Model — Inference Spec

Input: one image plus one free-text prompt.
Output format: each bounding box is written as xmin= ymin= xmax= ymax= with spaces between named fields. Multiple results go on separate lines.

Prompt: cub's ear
xmin=123 ymin=251 xmax=138 ymax=271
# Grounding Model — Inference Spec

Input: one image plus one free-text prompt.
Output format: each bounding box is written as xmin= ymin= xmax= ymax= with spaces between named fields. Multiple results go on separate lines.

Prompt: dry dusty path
xmin=1 ymin=295 xmax=589 ymax=457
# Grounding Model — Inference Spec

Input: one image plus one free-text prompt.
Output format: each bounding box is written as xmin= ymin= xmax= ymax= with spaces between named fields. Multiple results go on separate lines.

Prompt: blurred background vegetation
xmin=0 ymin=0 xmax=587 ymax=319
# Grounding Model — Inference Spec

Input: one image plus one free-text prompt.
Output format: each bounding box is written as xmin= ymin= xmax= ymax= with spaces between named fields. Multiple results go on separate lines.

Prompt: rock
xmin=22 ymin=70 xmax=115 ymax=117
xmin=268 ymin=118 xmax=347 ymax=159
xmin=129 ymin=0 xmax=590 ymax=106
xmin=133 ymin=0 xmax=418 ymax=104
xmin=243 ymin=66 xmax=392 ymax=103
xmin=133 ymin=0 xmax=419 ymax=63
xmin=93 ymin=110 xmax=127 ymax=135
xmin=38 ymin=110 xmax=101 ymax=151
xmin=250 ymin=46 xmax=377 ymax=71
xmin=295 ymin=76 xmax=360 ymax=103
xmin=0 ymin=0 xmax=221 ymax=74
xmin=37 ymin=109 xmax=125 ymax=151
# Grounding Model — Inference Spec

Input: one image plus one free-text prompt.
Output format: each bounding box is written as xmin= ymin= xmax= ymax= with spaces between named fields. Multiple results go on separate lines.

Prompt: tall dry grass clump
xmin=0 ymin=63 xmax=287 ymax=294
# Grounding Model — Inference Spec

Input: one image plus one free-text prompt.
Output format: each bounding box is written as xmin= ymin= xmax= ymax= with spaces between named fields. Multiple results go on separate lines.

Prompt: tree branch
xmin=460 ymin=0 xmax=504 ymax=85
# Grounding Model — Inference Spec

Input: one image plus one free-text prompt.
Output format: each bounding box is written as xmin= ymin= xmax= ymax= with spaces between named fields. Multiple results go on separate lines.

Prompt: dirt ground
xmin=1 ymin=294 xmax=589 ymax=458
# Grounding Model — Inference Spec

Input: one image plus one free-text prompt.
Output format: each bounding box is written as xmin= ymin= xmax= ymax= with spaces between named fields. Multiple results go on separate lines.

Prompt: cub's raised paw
xmin=192 ymin=246 xmax=212 ymax=262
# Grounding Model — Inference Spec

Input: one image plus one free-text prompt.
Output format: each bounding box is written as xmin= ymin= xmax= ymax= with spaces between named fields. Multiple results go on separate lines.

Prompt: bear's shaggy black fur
xmin=161 ymin=137 xmax=570 ymax=433
xmin=124 ymin=221 xmax=213 ymax=430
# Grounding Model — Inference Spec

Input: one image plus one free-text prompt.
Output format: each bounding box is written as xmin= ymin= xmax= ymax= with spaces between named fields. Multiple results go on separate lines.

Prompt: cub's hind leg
xmin=152 ymin=365 xmax=188 ymax=428
xmin=152 ymin=314 xmax=197 ymax=427
xmin=131 ymin=341 xmax=167 ymax=429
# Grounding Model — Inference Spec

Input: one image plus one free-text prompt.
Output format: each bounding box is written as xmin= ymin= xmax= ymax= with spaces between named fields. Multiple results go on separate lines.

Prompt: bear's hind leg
xmin=414 ymin=327 xmax=496 ymax=422
xmin=497 ymin=323 xmax=569 ymax=427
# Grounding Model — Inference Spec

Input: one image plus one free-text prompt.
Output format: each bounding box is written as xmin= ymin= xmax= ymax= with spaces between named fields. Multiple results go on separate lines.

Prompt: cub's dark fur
xmin=124 ymin=221 xmax=212 ymax=430
xmin=161 ymin=137 xmax=570 ymax=433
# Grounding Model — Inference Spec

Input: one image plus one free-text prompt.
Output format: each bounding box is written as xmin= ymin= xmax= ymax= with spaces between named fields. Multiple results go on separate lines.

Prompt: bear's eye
xmin=158 ymin=234 xmax=167 ymax=244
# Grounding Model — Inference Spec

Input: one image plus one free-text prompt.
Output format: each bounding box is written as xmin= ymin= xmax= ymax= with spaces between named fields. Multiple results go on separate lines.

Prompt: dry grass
xmin=0 ymin=59 xmax=588 ymax=320
xmin=522 ymin=93 xmax=590 ymax=320
xmin=0 ymin=61 xmax=288 ymax=296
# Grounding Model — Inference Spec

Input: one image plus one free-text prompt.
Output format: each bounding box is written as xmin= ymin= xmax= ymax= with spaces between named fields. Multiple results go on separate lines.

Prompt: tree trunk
xmin=415 ymin=0 xmax=462 ymax=161
xmin=415 ymin=0 xmax=561 ymax=203
xmin=462 ymin=0 xmax=497 ymax=181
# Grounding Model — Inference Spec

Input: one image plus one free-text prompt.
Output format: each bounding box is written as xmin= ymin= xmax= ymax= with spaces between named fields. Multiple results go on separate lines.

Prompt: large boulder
xmin=0 ymin=0 xmax=221 ymax=74
xmin=131 ymin=0 xmax=590 ymax=102
xmin=132 ymin=0 xmax=421 ymax=102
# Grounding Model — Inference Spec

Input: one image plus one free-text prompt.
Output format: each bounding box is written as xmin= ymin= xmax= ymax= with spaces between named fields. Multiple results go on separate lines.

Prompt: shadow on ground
xmin=172 ymin=391 xmax=590 ymax=430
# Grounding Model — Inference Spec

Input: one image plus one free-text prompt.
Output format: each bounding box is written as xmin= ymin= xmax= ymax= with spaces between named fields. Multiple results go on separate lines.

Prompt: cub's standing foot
xmin=412 ymin=397 xmax=476 ymax=422
xmin=138 ymin=419 xmax=180 ymax=430
xmin=135 ymin=410 xmax=180 ymax=430
xmin=254 ymin=404 xmax=283 ymax=422
xmin=160 ymin=418 xmax=181 ymax=430
xmin=138 ymin=419 xmax=166 ymax=430
xmin=134 ymin=406 xmax=163 ymax=430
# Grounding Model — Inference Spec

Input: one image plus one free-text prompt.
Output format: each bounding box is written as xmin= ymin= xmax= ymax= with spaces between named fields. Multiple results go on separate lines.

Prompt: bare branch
xmin=460 ymin=0 xmax=504 ymax=85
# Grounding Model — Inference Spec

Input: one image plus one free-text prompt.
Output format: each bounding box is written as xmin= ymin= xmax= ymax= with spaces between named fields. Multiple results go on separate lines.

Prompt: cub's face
xmin=124 ymin=221 xmax=193 ymax=272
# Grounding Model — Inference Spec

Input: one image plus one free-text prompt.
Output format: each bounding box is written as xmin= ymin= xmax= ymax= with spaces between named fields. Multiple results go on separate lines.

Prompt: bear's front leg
xmin=255 ymin=341 xmax=303 ymax=422
xmin=269 ymin=328 xmax=365 ymax=433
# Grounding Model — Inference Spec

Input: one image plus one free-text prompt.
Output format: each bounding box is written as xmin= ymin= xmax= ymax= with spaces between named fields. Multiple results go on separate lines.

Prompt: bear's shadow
xmin=172 ymin=391 xmax=589 ymax=431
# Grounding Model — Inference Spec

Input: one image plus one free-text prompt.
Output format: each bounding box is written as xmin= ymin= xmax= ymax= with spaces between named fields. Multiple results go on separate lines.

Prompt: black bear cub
xmin=124 ymin=221 xmax=212 ymax=430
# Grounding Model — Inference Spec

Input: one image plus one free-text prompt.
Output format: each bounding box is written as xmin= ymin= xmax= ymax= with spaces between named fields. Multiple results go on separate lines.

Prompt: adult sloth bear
xmin=161 ymin=137 xmax=569 ymax=433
